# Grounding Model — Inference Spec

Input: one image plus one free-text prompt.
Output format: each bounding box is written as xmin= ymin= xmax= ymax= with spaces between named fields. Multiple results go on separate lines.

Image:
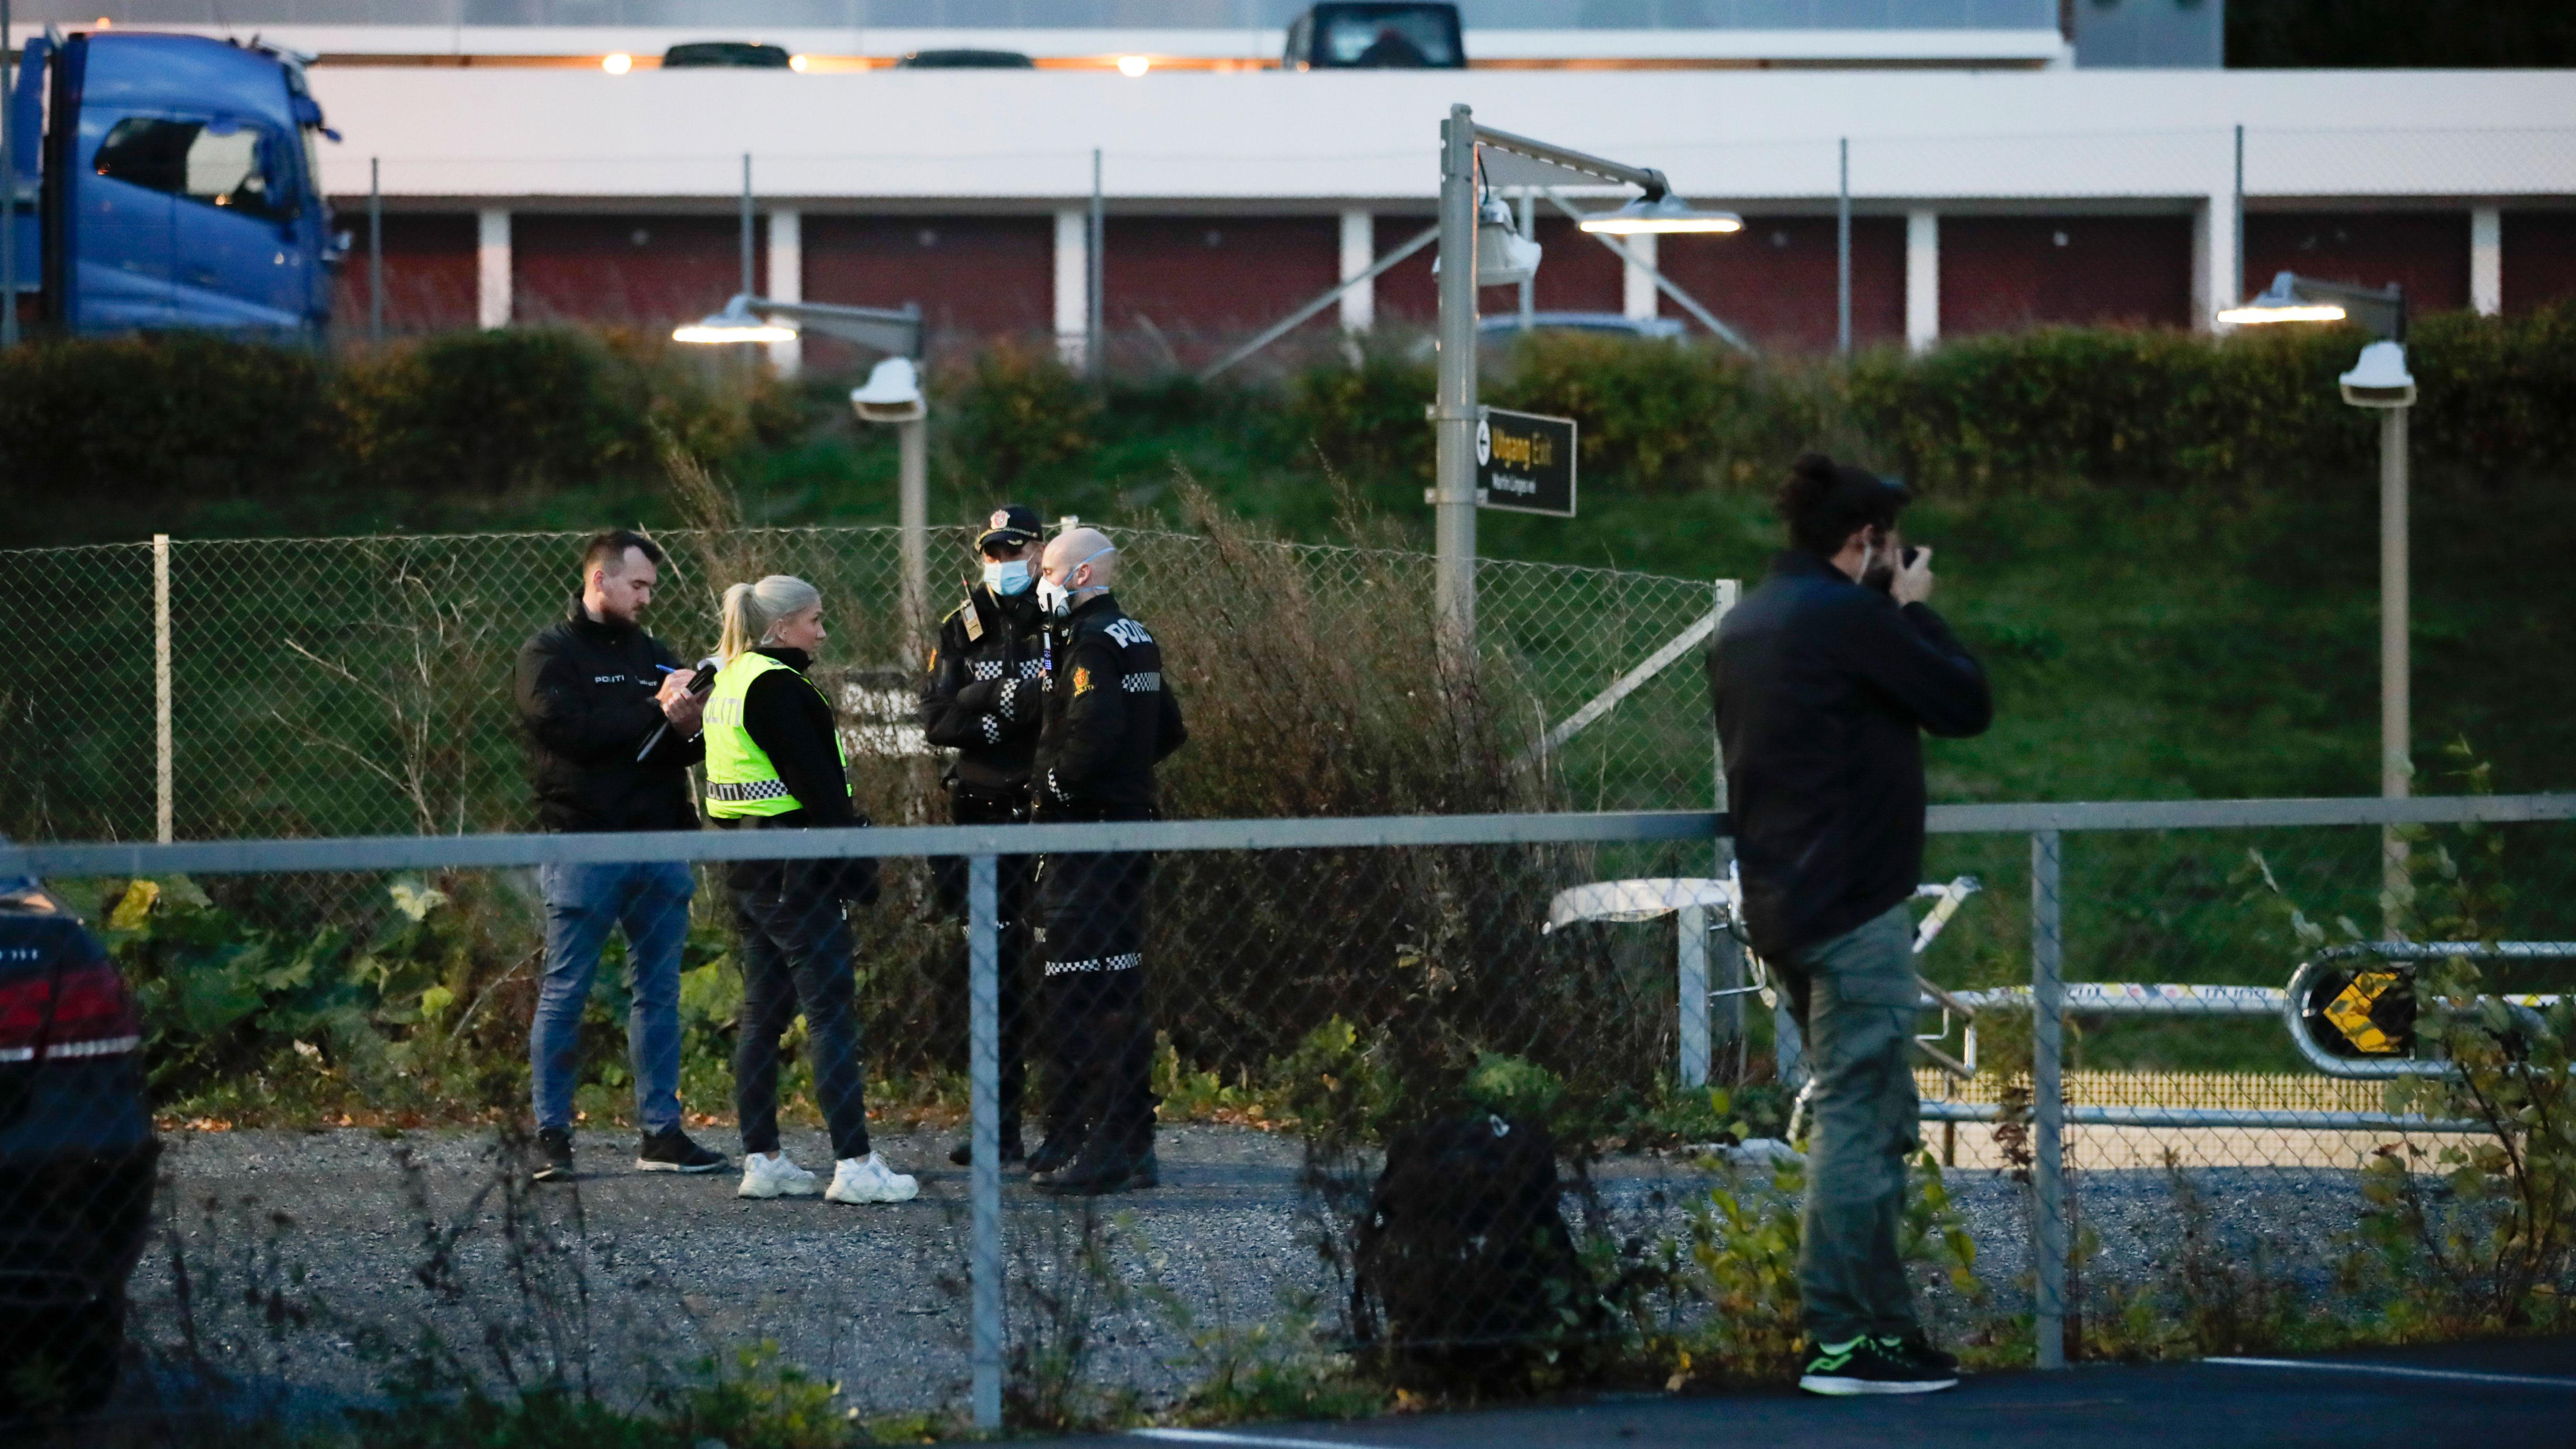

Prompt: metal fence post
xmin=153 ymin=534 xmax=172 ymax=844
xmin=1676 ymin=905 xmax=1708 ymax=1089
xmin=966 ymin=853 xmax=1003 ymax=1430
xmin=368 ymin=157 xmax=384 ymax=345
xmin=1835 ymin=136 xmax=1851 ymax=357
xmin=2030 ymin=829 xmax=2067 ymax=1369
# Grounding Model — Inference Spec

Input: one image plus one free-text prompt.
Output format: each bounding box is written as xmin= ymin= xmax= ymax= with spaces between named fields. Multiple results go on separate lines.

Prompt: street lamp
xmin=849 ymin=356 xmax=932 ymax=644
xmin=1430 ymin=108 xmax=1724 ymax=655
xmin=675 ymin=294 xmax=931 ymax=642
xmin=2222 ymin=270 xmax=2415 ymax=927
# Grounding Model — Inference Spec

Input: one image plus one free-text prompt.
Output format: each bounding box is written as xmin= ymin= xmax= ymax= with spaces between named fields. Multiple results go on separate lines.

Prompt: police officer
xmin=1028 ymin=525 xmax=1186 ymax=1195
xmin=918 ymin=505 xmax=1049 ymax=1166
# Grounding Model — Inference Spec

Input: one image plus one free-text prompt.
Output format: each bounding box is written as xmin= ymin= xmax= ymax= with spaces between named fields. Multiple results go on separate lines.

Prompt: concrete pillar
xmin=1622 ymin=230 xmax=1659 ymax=322
xmin=2198 ymin=191 xmax=2241 ymax=331
xmin=1338 ymin=208 xmax=1376 ymax=332
xmin=1053 ymin=206 xmax=1089 ymax=368
xmin=767 ymin=208 xmax=802 ymax=377
xmin=1905 ymin=209 xmax=1939 ymax=353
xmin=2471 ymin=206 xmax=2502 ymax=317
xmin=475 ymin=208 xmax=511 ymax=330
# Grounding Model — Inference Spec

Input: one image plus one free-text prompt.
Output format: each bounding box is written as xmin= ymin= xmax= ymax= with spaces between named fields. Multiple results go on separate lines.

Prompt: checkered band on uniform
xmin=706 ymin=780 xmax=795 ymax=803
xmin=1045 ymin=952 xmax=1143 ymax=977
xmin=1120 ymin=672 xmax=1161 ymax=693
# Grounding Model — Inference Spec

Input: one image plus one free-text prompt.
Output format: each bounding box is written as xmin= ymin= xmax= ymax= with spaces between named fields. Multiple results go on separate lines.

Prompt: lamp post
xmin=673 ymin=294 xmax=928 ymax=642
xmin=1430 ymin=106 xmax=1736 ymax=661
xmin=2221 ymin=271 xmax=2415 ymax=928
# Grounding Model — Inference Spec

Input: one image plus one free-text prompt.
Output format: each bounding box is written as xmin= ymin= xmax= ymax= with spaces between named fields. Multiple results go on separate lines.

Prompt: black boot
xmin=948 ymin=1123 xmax=1026 ymax=1168
xmin=1025 ymin=1113 xmax=1089 ymax=1178
xmin=1034 ymin=1116 xmax=1155 ymax=1196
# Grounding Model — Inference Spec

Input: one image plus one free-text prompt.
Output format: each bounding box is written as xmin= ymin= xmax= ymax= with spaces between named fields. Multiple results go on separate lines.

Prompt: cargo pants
xmin=1781 ymin=901 xmax=1923 ymax=1346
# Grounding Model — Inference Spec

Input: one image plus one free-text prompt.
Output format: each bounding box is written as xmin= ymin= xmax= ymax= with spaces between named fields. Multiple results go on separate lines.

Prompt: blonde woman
xmin=702 ymin=575 xmax=917 ymax=1205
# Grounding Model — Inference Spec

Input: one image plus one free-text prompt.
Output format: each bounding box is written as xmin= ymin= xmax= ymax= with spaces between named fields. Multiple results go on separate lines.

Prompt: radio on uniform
xmin=1474 ymin=406 xmax=1578 ymax=518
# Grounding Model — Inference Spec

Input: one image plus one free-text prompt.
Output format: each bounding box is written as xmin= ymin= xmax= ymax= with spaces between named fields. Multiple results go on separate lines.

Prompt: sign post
xmin=1475 ymin=406 xmax=1578 ymax=518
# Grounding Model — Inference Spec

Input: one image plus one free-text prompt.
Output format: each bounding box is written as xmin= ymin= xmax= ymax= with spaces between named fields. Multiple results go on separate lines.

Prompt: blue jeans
xmin=531 ymin=861 xmax=694 ymax=1135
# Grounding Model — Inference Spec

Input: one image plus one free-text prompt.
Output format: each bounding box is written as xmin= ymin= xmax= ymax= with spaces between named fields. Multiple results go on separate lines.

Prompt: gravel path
xmin=120 ymin=1124 xmax=2382 ymax=1423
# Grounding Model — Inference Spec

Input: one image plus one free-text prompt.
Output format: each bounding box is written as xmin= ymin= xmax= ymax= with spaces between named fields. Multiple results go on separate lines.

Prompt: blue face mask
xmin=982 ymin=559 xmax=1034 ymax=596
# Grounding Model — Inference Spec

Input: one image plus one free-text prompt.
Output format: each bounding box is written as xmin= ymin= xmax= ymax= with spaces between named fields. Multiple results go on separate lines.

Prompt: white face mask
xmin=982 ymin=558 xmax=1034 ymax=596
xmin=1038 ymin=546 xmax=1116 ymax=618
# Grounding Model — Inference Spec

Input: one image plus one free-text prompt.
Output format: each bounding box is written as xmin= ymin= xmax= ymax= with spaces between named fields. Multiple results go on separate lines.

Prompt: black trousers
xmin=949 ymin=788 xmax=1034 ymax=1134
xmin=1035 ymin=846 xmax=1155 ymax=1135
xmin=731 ymin=861 xmax=873 ymax=1161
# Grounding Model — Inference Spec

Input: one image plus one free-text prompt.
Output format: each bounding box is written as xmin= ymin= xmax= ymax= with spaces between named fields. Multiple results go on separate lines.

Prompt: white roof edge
xmin=103 ymin=23 xmax=2069 ymax=64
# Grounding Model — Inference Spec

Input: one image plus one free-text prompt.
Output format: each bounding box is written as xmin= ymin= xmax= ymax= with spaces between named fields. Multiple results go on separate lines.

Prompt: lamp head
xmin=2338 ymin=340 xmax=2416 ymax=409
xmin=672 ymin=296 xmax=797 ymax=345
xmin=850 ymin=357 xmax=926 ymax=423
xmin=1578 ymin=190 xmax=1743 ymax=236
xmin=1434 ymin=196 xmax=1543 ymax=287
xmin=2217 ymin=272 xmax=2348 ymax=327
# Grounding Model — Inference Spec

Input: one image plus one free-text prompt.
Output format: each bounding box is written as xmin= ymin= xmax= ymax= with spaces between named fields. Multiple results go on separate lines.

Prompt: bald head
xmin=1042 ymin=527 xmax=1120 ymax=596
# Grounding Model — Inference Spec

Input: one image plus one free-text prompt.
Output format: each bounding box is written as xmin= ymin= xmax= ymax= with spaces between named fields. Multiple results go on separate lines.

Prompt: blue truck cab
xmin=8 ymin=30 xmax=344 ymax=335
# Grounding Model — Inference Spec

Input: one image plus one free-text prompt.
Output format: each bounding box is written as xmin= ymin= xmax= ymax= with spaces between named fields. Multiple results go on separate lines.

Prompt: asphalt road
xmin=1079 ymin=1337 xmax=2576 ymax=1449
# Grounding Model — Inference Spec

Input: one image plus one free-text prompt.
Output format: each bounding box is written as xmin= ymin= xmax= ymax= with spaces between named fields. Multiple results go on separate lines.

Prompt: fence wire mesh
xmin=0 ymin=525 xmax=1725 ymax=849
xmin=3 ymin=800 xmax=2571 ymax=1427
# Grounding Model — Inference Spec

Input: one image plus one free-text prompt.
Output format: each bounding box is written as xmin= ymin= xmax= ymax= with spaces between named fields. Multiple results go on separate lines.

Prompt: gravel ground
xmin=115 ymin=1123 xmax=2383 ymax=1424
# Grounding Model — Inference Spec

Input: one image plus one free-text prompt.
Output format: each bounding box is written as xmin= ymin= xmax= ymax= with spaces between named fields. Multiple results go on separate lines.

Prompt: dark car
xmin=1284 ymin=3 xmax=1465 ymax=70
xmin=662 ymin=41 xmax=794 ymax=69
xmin=896 ymin=49 xmax=1036 ymax=68
xmin=1481 ymin=312 xmax=1688 ymax=341
xmin=0 ymin=870 xmax=156 ymax=1415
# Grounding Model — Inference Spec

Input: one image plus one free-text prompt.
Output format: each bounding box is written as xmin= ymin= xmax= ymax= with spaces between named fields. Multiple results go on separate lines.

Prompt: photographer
xmin=1708 ymin=453 xmax=1991 ymax=1396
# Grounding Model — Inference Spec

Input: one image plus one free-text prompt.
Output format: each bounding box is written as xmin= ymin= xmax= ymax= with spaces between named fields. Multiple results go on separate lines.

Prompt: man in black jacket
xmin=1027 ymin=526 xmax=1187 ymax=1195
xmin=515 ymin=530 xmax=726 ymax=1183
xmin=919 ymin=505 xmax=1049 ymax=1167
xmin=1710 ymin=455 xmax=1990 ymax=1396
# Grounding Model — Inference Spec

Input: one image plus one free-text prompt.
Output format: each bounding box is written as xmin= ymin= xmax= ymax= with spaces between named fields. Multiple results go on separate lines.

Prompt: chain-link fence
xmin=1 ymin=794 xmax=2571 ymax=1429
xmin=0 ymin=526 xmax=1726 ymax=849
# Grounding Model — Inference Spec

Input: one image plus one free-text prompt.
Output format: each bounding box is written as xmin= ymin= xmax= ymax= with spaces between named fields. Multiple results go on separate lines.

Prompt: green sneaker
xmin=1799 ymin=1335 xmax=1959 ymax=1396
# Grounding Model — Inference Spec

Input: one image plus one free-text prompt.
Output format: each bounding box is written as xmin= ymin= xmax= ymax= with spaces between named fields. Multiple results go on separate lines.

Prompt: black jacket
xmin=514 ymin=600 xmax=702 ymax=833
xmin=918 ymin=583 xmax=1046 ymax=798
xmin=1709 ymin=551 xmax=1991 ymax=964
xmin=713 ymin=647 xmax=875 ymax=900
xmin=1033 ymin=593 xmax=1187 ymax=822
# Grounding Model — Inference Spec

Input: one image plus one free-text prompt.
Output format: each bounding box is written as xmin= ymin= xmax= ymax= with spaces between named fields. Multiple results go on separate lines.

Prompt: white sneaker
xmin=824 ymin=1152 xmax=919 ymax=1205
xmin=737 ymin=1150 xmax=820 ymax=1199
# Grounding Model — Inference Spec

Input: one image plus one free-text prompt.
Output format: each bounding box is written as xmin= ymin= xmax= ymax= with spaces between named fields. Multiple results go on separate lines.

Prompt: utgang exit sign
xmin=1475 ymin=407 xmax=1578 ymax=518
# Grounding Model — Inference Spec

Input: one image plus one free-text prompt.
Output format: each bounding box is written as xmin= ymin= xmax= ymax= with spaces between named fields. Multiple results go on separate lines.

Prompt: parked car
xmin=896 ymin=49 xmax=1035 ymax=69
xmin=1481 ymin=312 xmax=1689 ymax=341
xmin=661 ymin=41 xmax=793 ymax=69
xmin=1284 ymin=3 xmax=1465 ymax=70
xmin=0 ymin=869 xmax=156 ymax=1416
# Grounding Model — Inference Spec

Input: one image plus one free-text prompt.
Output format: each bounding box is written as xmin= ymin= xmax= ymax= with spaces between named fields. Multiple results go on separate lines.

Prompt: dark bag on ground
xmin=1350 ymin=1111 xmax=1597 ymax=1384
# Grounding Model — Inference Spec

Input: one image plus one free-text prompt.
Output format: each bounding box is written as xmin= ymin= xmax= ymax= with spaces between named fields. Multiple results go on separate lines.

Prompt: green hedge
xmin=1269 ymin=305 xmax=2576 ymax=497
xmin=0 ymin=328 xmax=791 ymax=516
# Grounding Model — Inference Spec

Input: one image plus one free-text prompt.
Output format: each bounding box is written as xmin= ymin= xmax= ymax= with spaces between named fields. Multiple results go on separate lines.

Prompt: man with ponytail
xmin=704 ymin=575 xmax=919 ymax=1206
xmin=1710 ymin=454 xmax=1990 ymax=1395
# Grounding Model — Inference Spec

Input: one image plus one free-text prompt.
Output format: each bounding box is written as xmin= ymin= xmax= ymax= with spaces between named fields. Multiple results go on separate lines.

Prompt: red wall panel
xmin=1941 ymin=215 xmax=2195 ymax=337
xmin=1657 ymin=216 xmax=1906 ymax=352
xmin=1101 ymin=216 xmax=1338 ymax=364
xmin=1374 ymin=214 xmax=1437 ymax=323
xmin=330 ymin=211 xmax=477 ymax=334
xmin=2503 ymin=211 xmax=2576 ymax=316
xmin=512 ymin=214 xmax=764 ymax=329
xmin=2243 ymin=211 xmax=2469 ymax=314
xmin=802 ymin=215 xmax=1055 ymax=346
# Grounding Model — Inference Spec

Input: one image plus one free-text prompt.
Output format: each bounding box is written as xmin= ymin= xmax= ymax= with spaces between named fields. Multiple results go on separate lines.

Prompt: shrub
xmin=1285 ymin=347 xmax=1434 ymax=484
xmin=1487 ymin=330 xmax=1827 ymax=492
xmin=0 ymin=330 xmax=333 ymax=507
xmin=942 ymin=338 xmax=1099 ymax=494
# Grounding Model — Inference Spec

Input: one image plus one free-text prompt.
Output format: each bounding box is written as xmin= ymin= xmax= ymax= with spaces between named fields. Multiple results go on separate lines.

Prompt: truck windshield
xmin=95 ymin=116 xmax=293 ymax=222
xmin=1316 ymin=6 xmax=1459 ymax=67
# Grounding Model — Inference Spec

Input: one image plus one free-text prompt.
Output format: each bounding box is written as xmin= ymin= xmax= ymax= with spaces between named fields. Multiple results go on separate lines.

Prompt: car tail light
xmin=0 ymin=962 xmax=143 ymax=1063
